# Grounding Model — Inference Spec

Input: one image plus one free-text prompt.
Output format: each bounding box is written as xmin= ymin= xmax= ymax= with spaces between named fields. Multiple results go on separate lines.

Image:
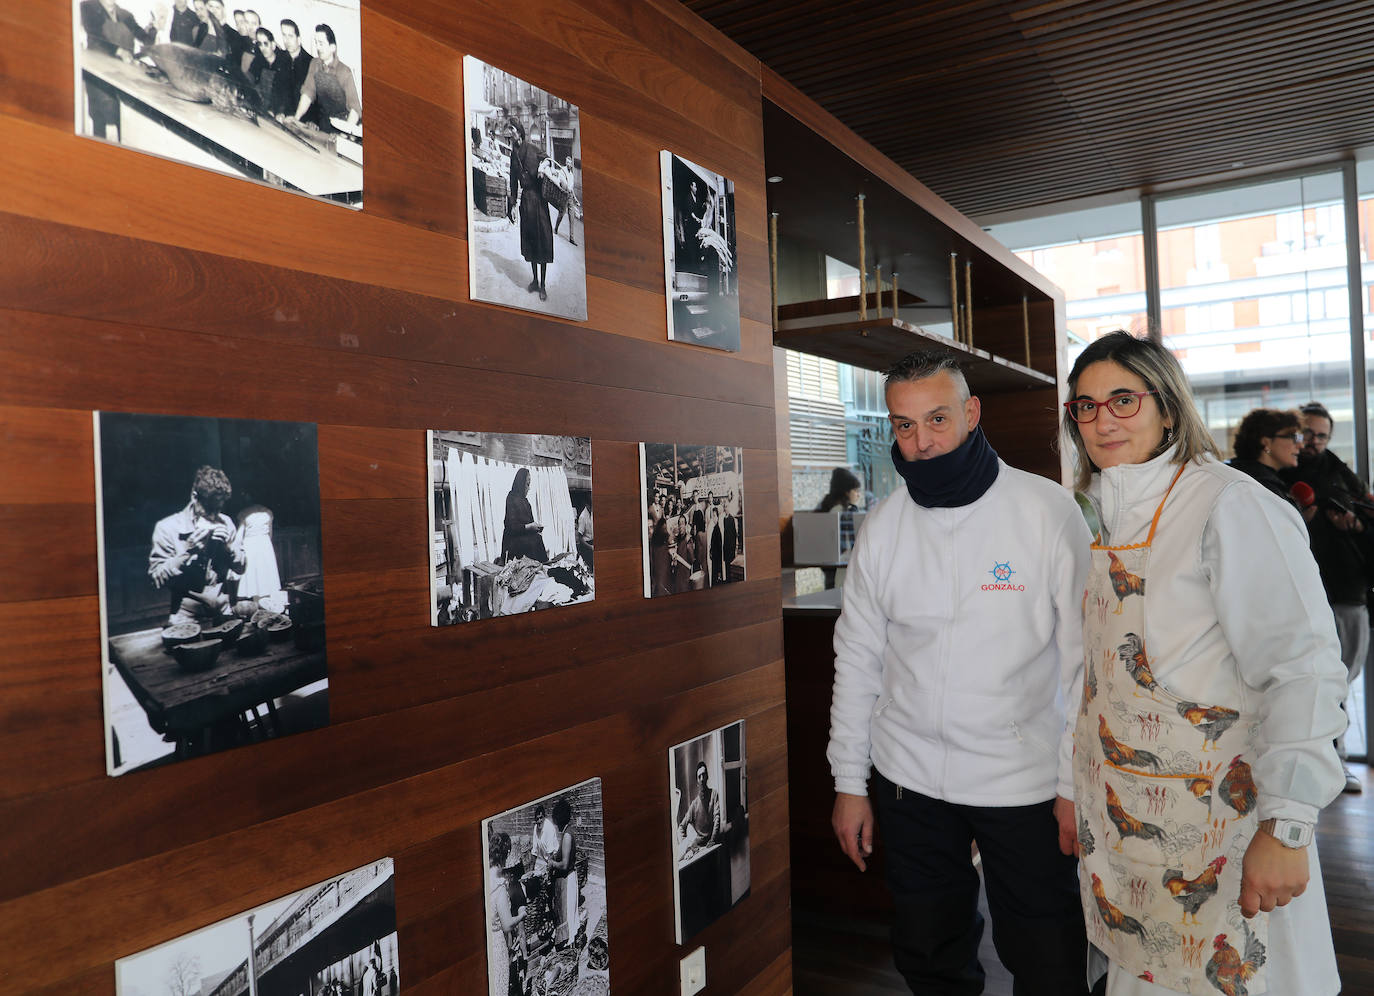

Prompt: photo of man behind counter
xmin=95 ymin=410 xmax=329 ymax=776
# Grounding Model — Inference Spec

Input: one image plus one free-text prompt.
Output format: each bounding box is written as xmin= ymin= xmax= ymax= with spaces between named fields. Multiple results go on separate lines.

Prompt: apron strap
xmin=1144 ymin=464 xmax=1188 ymax=546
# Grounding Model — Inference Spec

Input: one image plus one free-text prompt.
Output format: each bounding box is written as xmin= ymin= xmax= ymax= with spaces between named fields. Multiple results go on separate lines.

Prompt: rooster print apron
xmin=1073 ymin=468 xmax=1267 ymax=993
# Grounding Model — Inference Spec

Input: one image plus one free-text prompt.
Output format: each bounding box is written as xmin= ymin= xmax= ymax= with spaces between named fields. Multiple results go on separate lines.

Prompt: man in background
xmin=677 ymin=761 xmax=721 ymax=861
xmin=279 ymin=18 xmax=313 ymax=117
xmin=288 ymin=24 xmax=361 ymax=134
xmin=149 ymin=465 xmax=246 ymax=625
xmin=1281 ymin=400 xmax=1368 ymax=793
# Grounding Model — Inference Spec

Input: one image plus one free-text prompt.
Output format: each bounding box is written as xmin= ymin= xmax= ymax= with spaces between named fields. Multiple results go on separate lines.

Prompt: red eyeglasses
xmin=1063 ymin=390 xmax=1158 ymax=424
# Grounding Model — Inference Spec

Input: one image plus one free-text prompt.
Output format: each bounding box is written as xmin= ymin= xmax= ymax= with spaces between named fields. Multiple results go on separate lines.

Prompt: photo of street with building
xmin=73 ymin=0 xmax=363 ymax=207
xmin=95 ymin=411 xmax=328 ymax=777
xmin=428 ymin=431 xmax=594 ymax=626
xmin=660 ymin=151 xmax=739 ymax=351
xmin=639 ymin=442 xmax=745 ymax=597
xmin=115 ymin=858 xmax=398 ymax=996
xmin=669 ymin=719 xmax=750 ymax=943
xmin=464 ymin=56 xmax=586 ymax=320
xmin=482 ymin=778 xmax=609 ymax=996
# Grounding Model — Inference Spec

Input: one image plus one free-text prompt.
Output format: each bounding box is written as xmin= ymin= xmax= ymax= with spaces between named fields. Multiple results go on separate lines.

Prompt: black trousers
xmin=871 ymin=770 xmax=1091 ymax=996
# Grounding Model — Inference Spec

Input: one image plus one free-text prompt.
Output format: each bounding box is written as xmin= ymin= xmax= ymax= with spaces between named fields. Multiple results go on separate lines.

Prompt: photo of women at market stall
xmin=428 ymin=430 xmax=594 ymax=626
xmin=116 ymin=857 xmax=397 ymax=996
xmin=95 ymin=411 xmax=328 ymax=777
xmin=639 ymin=442 xmax=745 ymax=598
xmin=73 ymin=0 xmax=364 ymax=208
xmin=463 ymin=56 xmax=586 ymax=320
xmin=660 ymin=150 xmax=739 ymax=351
xmin=669 ymin=719 xmax=750 ymax=943
xmin=482 ymin=778 xmax=609 ymax=996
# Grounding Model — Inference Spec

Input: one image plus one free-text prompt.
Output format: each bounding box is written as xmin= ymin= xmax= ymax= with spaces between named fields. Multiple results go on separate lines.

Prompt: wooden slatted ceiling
xmin=685 ymin=0 xmax=1374 ymax=219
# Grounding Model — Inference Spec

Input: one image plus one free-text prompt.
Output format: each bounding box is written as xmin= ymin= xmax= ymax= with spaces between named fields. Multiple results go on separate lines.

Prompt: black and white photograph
xmin=95 ymin=411 xmax=328 ymax=777
xmin=660 ymin=151 xmax=739 ymax=351
xmin=73 ymin=0 xmax=363 ymax=208
xmin=115 ymin=858 xmax=398 ymax=996
xmin=463 ymin=56 xmax=586 ymax=320
xmin=482 ymin=778 xmax=609 ymax=996
xmin=428 ymin=431 xmax=594 ymax=625
xmin=669 ymin=720 xmax=750 ymax=943
xmin=638 ymin=442 xmax=745 ymax=598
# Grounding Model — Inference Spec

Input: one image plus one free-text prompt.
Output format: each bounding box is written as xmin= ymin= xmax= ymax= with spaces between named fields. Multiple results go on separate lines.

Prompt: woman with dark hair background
xmin=816 ymin=466 xmax=862 ymax=589
xmin=1229 ymin=407 xmax=1307 ymax=513
xmin=500 ymin=468 xmax=547 ymax=564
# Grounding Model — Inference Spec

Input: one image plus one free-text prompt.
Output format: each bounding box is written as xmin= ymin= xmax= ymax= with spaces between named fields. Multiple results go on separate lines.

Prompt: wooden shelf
xmin=774 ymin=315 xmax=1054 ymax=393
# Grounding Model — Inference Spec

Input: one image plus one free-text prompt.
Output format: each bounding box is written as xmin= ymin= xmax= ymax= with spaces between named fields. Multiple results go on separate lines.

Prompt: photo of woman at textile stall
xmin=428 ymin=430 xmax=594 ymax=626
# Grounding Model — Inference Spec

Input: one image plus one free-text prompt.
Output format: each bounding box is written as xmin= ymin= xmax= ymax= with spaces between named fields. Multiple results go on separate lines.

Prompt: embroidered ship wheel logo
xmin=989 ymin=561 xmax=1016 ymax=582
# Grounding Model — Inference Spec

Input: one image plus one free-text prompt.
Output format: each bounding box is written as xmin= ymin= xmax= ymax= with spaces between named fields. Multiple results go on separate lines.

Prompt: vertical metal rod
xmin=875 ymin=263 xmax=883 ymax=318
xmin=857 ymin=194 xmax=867 ymax=321
xmin=1341 ymin=161 xmax=1369 ymax=484
xmin=1022 ymin=295 xmax=1031 ymax=368
xmin=1142 ymin=193 xmax=1162 ymax=340
xmin=949 ymin=252 xmax=960 ymax=343
xmin=769 ymin=211 xmax=779 ymax=331
xmin=964 ymin=260 xmax=974 ymax=348
xmin=892 ymin=272 xmax=899 ymax=319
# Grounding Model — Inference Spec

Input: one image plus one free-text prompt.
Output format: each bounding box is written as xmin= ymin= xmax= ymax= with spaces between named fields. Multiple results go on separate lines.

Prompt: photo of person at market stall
xmin=639 ymin=442 xmax=745 ymax=597
xmin=95 ymin=411 xmax=328 ymax=777
xmin=428 ymin=430 xmax=594 ymax=626
xmin=660 ymin=150 xmax=739 ymax=352
xmin=482 ymin=778 xmax=609 ymax=996
xmin=72 ymin=0 xmax=364 ymax=209
xmin=669 ymin=720 xmax=750 ymax=943
xmin=463 ymin=55 xmax=586 ymax=321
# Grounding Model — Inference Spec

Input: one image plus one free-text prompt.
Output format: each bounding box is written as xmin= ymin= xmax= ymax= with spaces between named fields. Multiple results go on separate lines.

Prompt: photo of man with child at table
xmin=483 ymin=779 xmax=610 ymax=996
xmin=429 ymin=431 xmax=594 ymax=626
xmin=639 ymin=441 xmax=745 ymax=598
xmin=95 ymin=411 xmax=328 ymax=777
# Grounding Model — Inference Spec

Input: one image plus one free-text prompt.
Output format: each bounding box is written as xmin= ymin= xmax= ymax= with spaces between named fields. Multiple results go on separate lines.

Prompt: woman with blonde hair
xmin=1059 ymin=331 xmax=1346 ymax=995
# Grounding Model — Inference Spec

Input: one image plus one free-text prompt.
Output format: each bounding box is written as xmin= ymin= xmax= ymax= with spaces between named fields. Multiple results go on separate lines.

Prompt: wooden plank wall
xmin=0 ymin=0 xmax=791 ymax=992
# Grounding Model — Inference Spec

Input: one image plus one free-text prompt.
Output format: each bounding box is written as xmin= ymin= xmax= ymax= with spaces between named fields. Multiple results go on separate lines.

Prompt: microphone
xmin=1289 ymin=481 xmax=1316 ymax=509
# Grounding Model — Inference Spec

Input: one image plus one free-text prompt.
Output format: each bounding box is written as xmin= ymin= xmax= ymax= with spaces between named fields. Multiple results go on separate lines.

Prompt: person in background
xmin=676 ymin=760 xmax=721 ymax=861
xmin=149 ymin=465 xmax=246 ymax=625
xmin=278 ymin=18 xmax=313 ymax=116
xmin=547 ymin=798 xmax=579 ymax=949
xmin=248 ymin=27 xmax=293 ymax=116
xmin=815 ymin=466 xmax=862 ymax=589
xmin=1228 ymin=407 xmax=1308 ymax=514
xmin=500 ymin=468 xmax=548 ymax=565
xmin=829 ymin=350 xmax=1092 ymax=995
xmin=487 ymin=831 xmax=525 ymax=996
xmin=209 ymin=0 xmax=245 ymax=64
xmin=692 ymin=507 xmax=710 ymax=589
xmin=1063 ymin=331 xmax=1345 ymax=995
xmin=79 ymin=0 xmax=159 ymax=140
xmin=168 ymin=0 xmax=198 ymax=45
xmin=551 ymin=155 xmax=579 ymax=246
xmin=512 ymin=121 xmax=555 ymax=302
xmin=191 ymin=0 xmax=227 ymax=56
xmin=288 ymin=24 xmax=361 ymax=134
xmin=1280 ymin=400 xmax=1371 ymax=794
xmin=575 ymin=499 xmax=594 ymax=570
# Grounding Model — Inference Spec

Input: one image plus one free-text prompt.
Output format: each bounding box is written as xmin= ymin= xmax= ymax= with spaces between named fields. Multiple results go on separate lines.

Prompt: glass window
xmin=986 ymin=200 xmax=1148 ymax=363
xmin=1154 ymin=172 xmax=1355 ymax=461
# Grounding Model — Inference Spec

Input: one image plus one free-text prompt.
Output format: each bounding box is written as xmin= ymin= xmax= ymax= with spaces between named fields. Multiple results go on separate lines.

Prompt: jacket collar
xmin=1088 ymin=445 xmax=1182 ymax=543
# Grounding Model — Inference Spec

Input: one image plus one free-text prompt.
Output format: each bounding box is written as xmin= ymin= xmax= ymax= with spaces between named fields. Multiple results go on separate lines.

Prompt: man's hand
xmin=832 ymin=792 xmax=875 ymax=872
xmin=1239 ymin=830 xmax=1308 ymax=918
xmin=1053 ymin=795 xmax=1077 ymax=856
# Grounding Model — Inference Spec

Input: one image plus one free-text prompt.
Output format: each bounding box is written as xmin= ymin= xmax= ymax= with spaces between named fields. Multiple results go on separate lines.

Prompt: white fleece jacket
xmin=827 ymin=461 xmax=1091 ymax=806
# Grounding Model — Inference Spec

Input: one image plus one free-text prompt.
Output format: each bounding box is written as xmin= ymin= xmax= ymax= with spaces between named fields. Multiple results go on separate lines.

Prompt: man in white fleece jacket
xmin=828 ymin=351 xmax=1093 ymax=995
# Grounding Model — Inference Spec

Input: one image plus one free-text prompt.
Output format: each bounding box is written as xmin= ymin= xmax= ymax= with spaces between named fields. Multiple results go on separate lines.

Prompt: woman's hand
xmin=1239 ymin=830 xmax=1308 ymax=918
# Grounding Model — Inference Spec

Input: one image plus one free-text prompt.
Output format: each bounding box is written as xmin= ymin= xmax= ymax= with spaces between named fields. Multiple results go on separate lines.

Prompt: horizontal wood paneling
xmin=0 ymin=0 xmax=791 ymax=992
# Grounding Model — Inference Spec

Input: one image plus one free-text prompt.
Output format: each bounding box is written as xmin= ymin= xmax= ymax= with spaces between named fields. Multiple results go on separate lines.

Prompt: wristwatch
xmin=1258 ymin=818 xmax=1314 ymax=848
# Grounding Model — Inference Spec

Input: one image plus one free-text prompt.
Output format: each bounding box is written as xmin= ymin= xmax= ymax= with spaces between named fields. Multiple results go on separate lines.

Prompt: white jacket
xmin=1082 ymin=449 xmax=1345 ymax=996
xmin=827 ymin=461 xmax=1091 ymax=806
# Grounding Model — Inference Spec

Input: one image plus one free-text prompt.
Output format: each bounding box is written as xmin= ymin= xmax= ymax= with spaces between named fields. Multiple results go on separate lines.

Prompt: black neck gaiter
xmin=891 ymin=426 xmax=1000 ymax=508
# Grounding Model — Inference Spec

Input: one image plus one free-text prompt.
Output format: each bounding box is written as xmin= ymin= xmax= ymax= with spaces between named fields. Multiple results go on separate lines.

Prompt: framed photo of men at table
xmin=71 ymin=0 xmax=364 ymax=208
xmin=669 ymin=719 xmax=750 ymax=943
xmin=94 ymin=411 xmax=328 ymax=777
